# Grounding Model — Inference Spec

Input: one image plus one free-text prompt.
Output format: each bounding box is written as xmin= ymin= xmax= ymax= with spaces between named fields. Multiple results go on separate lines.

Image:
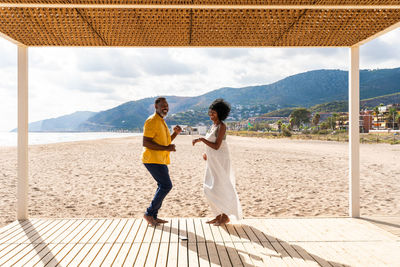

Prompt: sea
xmin=0 ymin=132 xmax=142 ymax=147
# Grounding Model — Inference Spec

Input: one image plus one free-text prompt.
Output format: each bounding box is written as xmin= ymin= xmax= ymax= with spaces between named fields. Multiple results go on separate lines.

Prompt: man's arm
xmin=171 ymin=125 xmax=182 ymax=141
xmin=143 ymin=136 xmax=175 ymax=151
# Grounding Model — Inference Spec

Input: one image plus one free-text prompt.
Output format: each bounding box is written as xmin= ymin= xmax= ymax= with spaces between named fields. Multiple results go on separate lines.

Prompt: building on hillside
xmin=170 ymin=125 xmax=188 ymax=134
xmin=360 ymin=110 xmax=374 ymax=133
xmin=373 ymin=104 xmax=400 ymax=130
xmin=190 ymin=125 xmax=208 ymax=135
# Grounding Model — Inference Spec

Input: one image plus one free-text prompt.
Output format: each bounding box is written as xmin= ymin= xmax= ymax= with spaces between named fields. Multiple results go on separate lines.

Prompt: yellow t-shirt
xmin=142 ymin=113 xmax=172 ymax=165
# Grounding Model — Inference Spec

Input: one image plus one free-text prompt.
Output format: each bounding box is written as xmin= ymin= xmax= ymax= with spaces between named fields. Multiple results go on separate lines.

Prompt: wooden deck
xmin=0 ymin=218 xmax=399 ymax=267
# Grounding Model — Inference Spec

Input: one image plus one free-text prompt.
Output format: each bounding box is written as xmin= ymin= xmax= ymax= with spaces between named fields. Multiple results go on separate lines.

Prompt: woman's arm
xmin=194 ymin=123 xmax=226 ymax=150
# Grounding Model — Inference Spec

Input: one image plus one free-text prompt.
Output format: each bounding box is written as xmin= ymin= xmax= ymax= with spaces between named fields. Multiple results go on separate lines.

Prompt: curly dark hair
xmin=209 ymin=98 xmax=231 ymax=121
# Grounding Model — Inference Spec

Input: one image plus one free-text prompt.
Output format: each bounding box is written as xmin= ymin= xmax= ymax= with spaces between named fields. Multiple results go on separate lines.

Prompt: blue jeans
xmin=144 ymin=164 xmax=172 ymax=219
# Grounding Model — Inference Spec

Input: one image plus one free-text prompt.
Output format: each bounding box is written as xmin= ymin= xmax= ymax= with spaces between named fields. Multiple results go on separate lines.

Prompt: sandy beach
xmin=1 ymin=135 xmax=399 ymax=228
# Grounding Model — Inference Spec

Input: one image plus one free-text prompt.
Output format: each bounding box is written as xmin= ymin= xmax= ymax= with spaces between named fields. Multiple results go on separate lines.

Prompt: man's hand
xmin=173 ymin=125 xmax=182 ymax=134
xmin=166 ymin=144 xmax=176 ymax=151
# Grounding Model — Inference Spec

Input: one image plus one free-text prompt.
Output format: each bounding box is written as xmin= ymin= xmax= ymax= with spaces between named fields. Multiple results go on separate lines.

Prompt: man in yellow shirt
xmin=142 ymin=97 xmax=182 ymax=226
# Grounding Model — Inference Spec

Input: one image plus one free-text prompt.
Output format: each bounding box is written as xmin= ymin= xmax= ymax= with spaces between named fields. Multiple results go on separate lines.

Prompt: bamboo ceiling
xmin=0 ymin=1 xmax=399 ymax=46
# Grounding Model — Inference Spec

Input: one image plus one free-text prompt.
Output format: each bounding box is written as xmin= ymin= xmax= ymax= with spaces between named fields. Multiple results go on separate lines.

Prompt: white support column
xmin=349 ymin=46 xmax=360 ymax=218
xmin=17 ymin=45 xmax=28 ymax=220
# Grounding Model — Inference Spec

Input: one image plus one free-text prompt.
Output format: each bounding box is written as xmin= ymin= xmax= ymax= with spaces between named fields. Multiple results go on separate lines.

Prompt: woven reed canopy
xmin=0 ymin=1 xmax=400 ymax=47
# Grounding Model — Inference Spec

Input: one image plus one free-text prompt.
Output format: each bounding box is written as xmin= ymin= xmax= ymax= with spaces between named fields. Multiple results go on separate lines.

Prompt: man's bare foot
xmin=144 ymin=214 xmax=158 ymax=226
xmin=214 ymin=214 xmax=230 ymax=226
xmin=206 ymin=215 xmax=221 ymax=224
xmin=156 ymin=218 xmax=169 ymax=224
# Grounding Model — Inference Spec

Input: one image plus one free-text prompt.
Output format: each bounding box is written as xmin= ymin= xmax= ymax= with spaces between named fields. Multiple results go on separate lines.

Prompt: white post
xmin=17 ymin=45 xmax=28 ymax=220
xmin=349 ymin=46 xmax=360 ymax=217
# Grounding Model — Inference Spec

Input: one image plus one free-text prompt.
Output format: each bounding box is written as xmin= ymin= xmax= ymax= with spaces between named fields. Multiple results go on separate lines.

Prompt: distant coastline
xmin=0 ymin=132 xmax=142 ymax=147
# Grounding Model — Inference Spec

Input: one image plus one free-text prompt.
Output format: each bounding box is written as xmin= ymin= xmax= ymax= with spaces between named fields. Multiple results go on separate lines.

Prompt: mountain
xmin=11 ymin=111 xmax=97 ymax=132
xmin=76 ymin=67 xmax=400 ymax=131
xmin=21 ymin=67 xmax=400 ymax=132
xmin=78 ymin=96 xmax=200 ymax=131
xmin=360 ymin=92 xmax=400 ymax=108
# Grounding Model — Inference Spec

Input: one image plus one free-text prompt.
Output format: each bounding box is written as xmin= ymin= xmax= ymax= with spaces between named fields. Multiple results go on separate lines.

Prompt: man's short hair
xmin=155 ymin=97 xmax=166 ymax=105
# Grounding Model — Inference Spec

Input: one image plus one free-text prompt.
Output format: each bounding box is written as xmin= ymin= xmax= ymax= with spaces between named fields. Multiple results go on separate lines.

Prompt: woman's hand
xmin=192 ymin=138 xmax=203 ymax=146
xmin=202 ymin=153 xmax=207 ymax=161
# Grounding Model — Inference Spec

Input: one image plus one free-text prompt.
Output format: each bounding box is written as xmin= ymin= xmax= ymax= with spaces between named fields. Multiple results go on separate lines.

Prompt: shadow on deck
xmin=0 ymin=217 xmax=399 ymax=266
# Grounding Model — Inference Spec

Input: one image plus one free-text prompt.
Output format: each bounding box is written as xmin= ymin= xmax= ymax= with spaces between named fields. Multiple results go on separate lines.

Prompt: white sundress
xmin=203 ymin=124 xmax=243 ymax=220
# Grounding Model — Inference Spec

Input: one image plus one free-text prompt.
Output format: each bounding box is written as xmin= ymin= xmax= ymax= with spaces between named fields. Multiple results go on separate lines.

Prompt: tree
xmin=326 ymin=116 xmax=336 ymax=130
xmin=277 ymin=120 xmax=282 ymax=133
xmin=396 ymin=114 xmax=400 ymax=129
xmin=289 ymin=108 xmax=311 ymax=129
xmin=387 ymin=107 xmax=397 ymax=129
xmin=312 ymin=113 xmax=321 ymax=127
xmin=373 ymin=106 xmax=380 ymax=130
xmin=289 ymin=117 xmax=295 ymax=130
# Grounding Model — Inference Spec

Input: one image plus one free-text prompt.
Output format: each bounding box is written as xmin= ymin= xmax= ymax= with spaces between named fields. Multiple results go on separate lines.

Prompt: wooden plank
xmin=283 ymin=242 xmax=320 ymax=267
xmin=245 ymin=220 xmax=285 ymax=266
xmin=248 ymin=219 xmax=275 ymax=242
xmin=7 ymin=219 xmax=80 ymax=266
xmin=296 ymin=219 xmax=348 ymax=266
xmin=121 ymin=219 xmax=148 ymax=266
xmin=166 ymin=218 xmax=179 ymax=267
xmin=78 ymin=219 xmax=122 ymax=266
xmin=58 ymin=219 xmax=103 ymax=265
xmin=156 ymin=220 xmax=172 ymax=267
xmin=233 ymin=224 xmax=264 ymax=267
xmin=218 ymin=224 xmax=244 ymax=266
xmin=263 ymin=219 xmax=303 ymax=267
xmin=132 ymin=222 xmax=156 ymax=267
xmin=194 ymin=219 xmax=209 ymax=267
xmin=88 ymin=219 xmax=129 ymax=266
xmin=145 ymin=223 xmax=163 ymax=267
xmin=111 ymin=219 xmax=141 ymax=266
xmin=208 ymin=222 xmax=231 ymax=267
xmin=268 ymin=219 xmax=309 ymax=267
xmin=200 ymin=219 xmax=221 ymax=267
xmin=224 ymin=224 xmax=254 ymax=267
xmin=69 ymin=219 xmax=114 ymax=265
xmin=62 ymin=219 xmax=107 ymax=265
xmin=186 ymin=218 xmax=199 ymax=266
xmin=0 ymin=219 xmax=32 ymax=240
xmin=29 ymin=219 xmax=90 ymax=266
xmin=177 ymin=218 xmax=188 ymax=267
xmin=0 ymin=219 xmax=53 ymax=260
xmin=240 ymin=224 xmax=276 ymax=266
xmin=100 ymin=219 xmax=135 ymax=266
xmin=0 ymin=218 xmax=51 ymax=245
xmin=0 ymin=219 xmax=66 ymax=265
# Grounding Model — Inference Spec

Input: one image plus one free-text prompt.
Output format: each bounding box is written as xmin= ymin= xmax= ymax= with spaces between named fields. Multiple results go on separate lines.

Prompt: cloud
xmin=0 ymin=38 xmax=16 ymax=69
xmin=360 ymin=28 xmax=400 ymax=68
xmin=203 ymin=48 xmax=251 ymax=59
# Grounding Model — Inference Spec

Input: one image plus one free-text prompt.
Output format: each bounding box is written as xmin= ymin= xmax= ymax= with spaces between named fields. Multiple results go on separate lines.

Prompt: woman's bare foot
xmin=214 ymin=214 xmax=230 ymax=226
xmin=206 ymin=215 xmax=221 ymax=224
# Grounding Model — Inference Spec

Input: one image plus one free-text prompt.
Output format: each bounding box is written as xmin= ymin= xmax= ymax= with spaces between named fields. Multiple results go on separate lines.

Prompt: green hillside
xmin=43 ymin=67 xmax=400 ymax=131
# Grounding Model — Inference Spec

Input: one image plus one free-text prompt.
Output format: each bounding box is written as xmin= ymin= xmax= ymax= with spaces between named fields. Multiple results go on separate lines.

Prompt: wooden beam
xmin=17 ymin=45 xmax=29 ymax=220
xmin=0 ymin=4 xmax=400 ymax=9
xmin=349 ymin=46 xmax=360 ymax=218
xmin=356 ymin=21 xmax=400 ymax=46
xmin=0 ymin=32 xmax=25 ymax=46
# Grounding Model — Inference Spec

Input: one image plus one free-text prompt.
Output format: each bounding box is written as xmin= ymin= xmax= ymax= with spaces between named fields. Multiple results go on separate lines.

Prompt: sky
xmin=0 ymin=28 xmax=400 ymax=132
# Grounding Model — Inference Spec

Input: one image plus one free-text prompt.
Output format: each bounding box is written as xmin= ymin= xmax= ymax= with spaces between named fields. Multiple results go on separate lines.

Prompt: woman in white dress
xmin=192 ymin=99 xmax=242 ymax=226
